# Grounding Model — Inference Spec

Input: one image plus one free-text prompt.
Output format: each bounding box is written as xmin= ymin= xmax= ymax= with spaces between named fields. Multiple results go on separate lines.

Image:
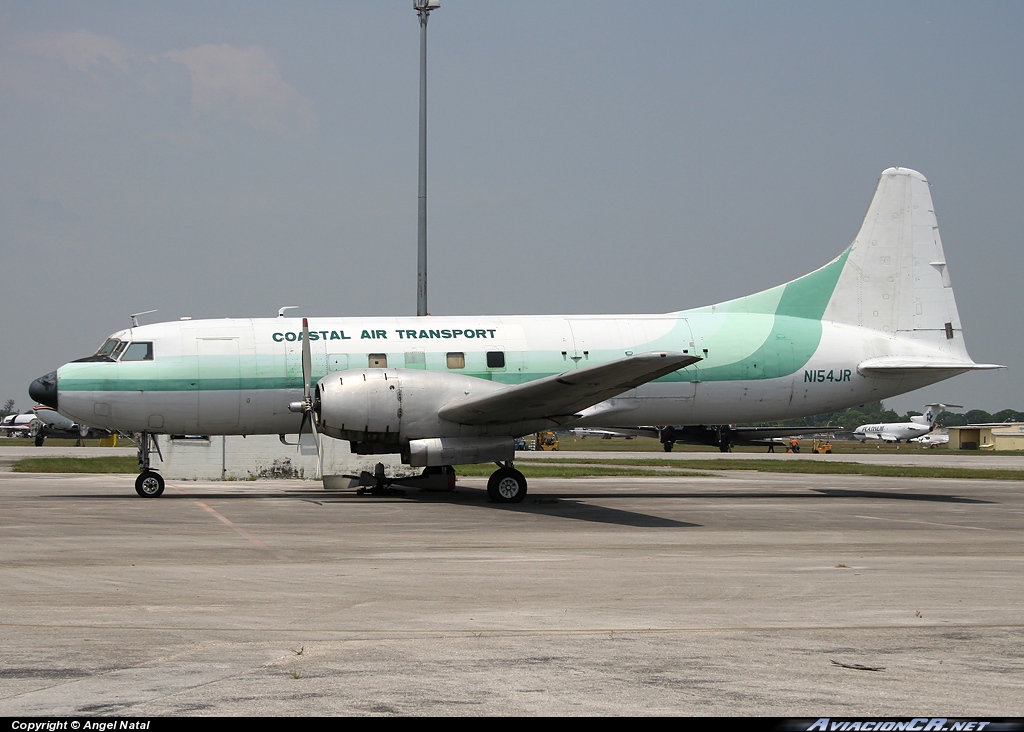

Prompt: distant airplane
xmin=913 ymin=432 xmax=950 ymax=448
xmin=0 ymin=413 xmax=39 ymax=438
xmin=641 ymin=424 xmax=835 ymax=452
xmin=31 ymin=168 xmax=1001 ymax=500
xmin=569 ymin=428 xmax=626 ymax=440
xmin=853 ymin=403 xmax=959 ymax=443
xmin=0 ymin=407 xmax=100 ymax=445
xmin=31 ymin=405 xmax=95 ymax=446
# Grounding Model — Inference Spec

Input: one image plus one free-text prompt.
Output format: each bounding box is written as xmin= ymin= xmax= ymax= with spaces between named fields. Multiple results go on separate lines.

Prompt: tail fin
xmin=823 ymin=168 xmax=962 ymax=345
xmin=696 ymin=167 xmax=969 ymax=340
xmin=913 ymin=402 xmax=961 ymax=427
xmin=697 ymin=168 xmax=1001 ymax=373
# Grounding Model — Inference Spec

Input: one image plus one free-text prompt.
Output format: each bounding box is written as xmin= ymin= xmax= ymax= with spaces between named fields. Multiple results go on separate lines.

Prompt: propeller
xmin=288 ymin=318 xmax=323 ymax=480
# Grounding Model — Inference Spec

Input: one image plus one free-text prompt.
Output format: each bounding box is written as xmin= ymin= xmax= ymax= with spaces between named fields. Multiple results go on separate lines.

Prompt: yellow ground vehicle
xmin=811 ymin=437 xmax=833 ymax=454
xmin=535 ymin=431 xmax=560 ymax=451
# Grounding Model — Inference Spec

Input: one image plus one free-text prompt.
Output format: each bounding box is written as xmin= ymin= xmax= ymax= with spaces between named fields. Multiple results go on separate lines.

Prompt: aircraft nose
xmin=29 ymin=371 xmax=58 ymax=409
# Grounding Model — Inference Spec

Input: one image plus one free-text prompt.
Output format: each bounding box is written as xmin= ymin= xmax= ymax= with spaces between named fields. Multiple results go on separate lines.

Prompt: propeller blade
xmin=301 ymin=317 xmax=312 ymax=401
xmin=309 ymin=408 xmax=323 ymax=481
xmin=295 ymin=410 xmax=309 ymax=453
xmin=300 ymin=317 xmax=322 ymax=477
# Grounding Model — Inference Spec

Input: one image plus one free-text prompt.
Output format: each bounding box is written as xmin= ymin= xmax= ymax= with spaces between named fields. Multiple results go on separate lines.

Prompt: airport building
xmin=947 ymin=423 xmax=1024 ymax=450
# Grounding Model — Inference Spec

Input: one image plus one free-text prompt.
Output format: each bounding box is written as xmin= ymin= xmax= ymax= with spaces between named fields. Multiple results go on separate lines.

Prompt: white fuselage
xmin=54 ymin=313 xmax=959 ymax=439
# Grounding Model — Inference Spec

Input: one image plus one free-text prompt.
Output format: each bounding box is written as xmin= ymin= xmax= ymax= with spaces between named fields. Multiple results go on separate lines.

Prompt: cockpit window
xmin=96 ymin=339 xmax=121 ymax=357
xmin=111 ymin=341 xmax=129 ymax=360
xmin=120 ymin=342 xmax=154 ymax=361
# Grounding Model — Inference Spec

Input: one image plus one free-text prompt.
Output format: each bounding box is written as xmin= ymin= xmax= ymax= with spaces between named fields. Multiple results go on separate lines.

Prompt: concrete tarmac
xmin=1 ymin=460 xmax=1022 ymax=716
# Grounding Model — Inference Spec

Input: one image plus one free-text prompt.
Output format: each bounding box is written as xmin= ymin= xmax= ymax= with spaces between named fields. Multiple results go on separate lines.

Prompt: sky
xmin=1 ymin=1 xmax=1022 ymax=417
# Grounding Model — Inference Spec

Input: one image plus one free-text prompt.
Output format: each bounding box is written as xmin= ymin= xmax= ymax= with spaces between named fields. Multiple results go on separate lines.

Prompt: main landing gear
xmin=348 ymin=462 xmax=526 ymax=503
xmin=133 ymin=431 xmax=165 ymax=497
xmin=659 ymin=426 xmax=677 ymax=453
xmin=487 ymin=462 xmax=527 ymax=504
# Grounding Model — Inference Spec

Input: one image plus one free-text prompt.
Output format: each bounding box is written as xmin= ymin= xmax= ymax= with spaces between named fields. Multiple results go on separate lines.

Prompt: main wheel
xmin=487 ymin=467 xmax=527 ymax=504
xmin=135 ymin=471 xmax=165 ymax=498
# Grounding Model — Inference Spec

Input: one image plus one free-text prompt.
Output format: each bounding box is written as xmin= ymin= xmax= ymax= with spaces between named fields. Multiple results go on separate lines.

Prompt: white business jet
xmin=30 ymin=169 xmax=1000 ymax=501
xmin=853 ymin=403 xmax=959 ymax=443
xmin=914 ymin=432 xmax=950 ymax=448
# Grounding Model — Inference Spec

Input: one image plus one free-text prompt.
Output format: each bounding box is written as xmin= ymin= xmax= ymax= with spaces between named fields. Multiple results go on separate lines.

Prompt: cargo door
xmin=197 ymin=338 xmax=240 ymax=431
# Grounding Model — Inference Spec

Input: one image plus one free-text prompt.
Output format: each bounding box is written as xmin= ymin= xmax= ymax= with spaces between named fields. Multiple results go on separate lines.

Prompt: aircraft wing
xmin=438 ymin=352 xmax=700 ymax=426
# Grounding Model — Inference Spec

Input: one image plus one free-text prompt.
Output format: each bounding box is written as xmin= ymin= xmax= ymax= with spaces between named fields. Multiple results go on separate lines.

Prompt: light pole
xmin=415 ymin=0 xmax=440 ymax=317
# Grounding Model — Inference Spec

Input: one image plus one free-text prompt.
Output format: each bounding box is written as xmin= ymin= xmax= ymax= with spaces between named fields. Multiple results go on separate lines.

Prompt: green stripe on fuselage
xmin=683 ymin=250 xmax=848 ymax=381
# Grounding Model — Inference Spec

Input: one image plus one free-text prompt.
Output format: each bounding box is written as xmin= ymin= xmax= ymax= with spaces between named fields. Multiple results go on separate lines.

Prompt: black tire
xmin=34 ymin=434 xmax=45 ymax=447
xmin=662 ymin=441 xmax=673 ymax=452
xmin=135 ymin=471 xmax=165 ymax=498
xmin=487 ymin=467 xmax=527 ymax=503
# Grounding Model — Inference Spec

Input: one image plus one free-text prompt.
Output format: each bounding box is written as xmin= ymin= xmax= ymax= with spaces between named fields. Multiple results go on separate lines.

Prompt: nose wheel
xmin=135 ymin=471 xmax=165 ymax=497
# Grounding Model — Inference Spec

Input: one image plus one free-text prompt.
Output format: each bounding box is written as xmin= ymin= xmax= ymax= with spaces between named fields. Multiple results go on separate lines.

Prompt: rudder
xmin=823 ymin=168 xmax=967 ymax=355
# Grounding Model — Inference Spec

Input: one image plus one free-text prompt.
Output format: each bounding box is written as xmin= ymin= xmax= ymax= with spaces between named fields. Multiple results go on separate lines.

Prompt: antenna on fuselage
xmin=130 ymin=310 xmax=158 ymax=327
xmin=278 ymin=306 xmax=298 ymax=318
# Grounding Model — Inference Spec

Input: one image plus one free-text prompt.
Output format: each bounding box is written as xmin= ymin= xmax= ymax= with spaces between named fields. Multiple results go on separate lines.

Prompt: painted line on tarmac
xmin=169 ymin=482 xmax=289 ymax=559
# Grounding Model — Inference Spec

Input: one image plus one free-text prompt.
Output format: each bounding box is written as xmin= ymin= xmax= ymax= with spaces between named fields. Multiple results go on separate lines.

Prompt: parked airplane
xmin=0 ymin=413 xmax=39 ymax=438
xmin=31 ymin=405 xmax=96 ymax=446
xmin=569 ymin=428 xmax=627 ymax=440
xmin=853 ymin=403 xmax=958 ymax=443
xmin=0 ymin=407 xmax=101 ymax=445
xmin=29 ymin=168 xmax=1000 ymax=501
xmin=573 ymin=424 xmax=833 ymax=451
xmin=913 ymin=432 xmax=950 ymax=448
xmin=640 ymin=424 xmax=836 ymax=452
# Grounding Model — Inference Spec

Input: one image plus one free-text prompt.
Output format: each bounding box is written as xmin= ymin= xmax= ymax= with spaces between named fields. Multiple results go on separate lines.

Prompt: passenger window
xmin=446 ymin=352 xmax=465 ymax=369
xmin=121 ymin=342 xmax=153 ymax=361
xmin=486 ymin=351 xmax=505 ymax=369
xmin=368 ymin=353 xmax=388 ymax=368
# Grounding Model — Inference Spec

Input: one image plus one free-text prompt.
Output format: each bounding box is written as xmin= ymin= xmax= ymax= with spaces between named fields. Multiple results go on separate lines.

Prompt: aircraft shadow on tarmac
xmin=809 ymin=488 xmax=993 ymax=504
xmin=43 ymin=485 xmax=698 ymax=528
xmin=43 ymin=481 xmax=994 ymax=530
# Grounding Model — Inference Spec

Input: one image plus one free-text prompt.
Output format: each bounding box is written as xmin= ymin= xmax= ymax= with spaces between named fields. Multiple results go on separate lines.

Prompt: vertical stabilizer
xmin=823 ymin=168 xmax=968 ymax=357
xmin=913 ymin=403 xmax=960 ymax=427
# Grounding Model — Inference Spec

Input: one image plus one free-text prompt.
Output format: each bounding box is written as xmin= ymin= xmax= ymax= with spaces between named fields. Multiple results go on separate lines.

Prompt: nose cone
xmin=30 ymin=371 xmax=58 ymax=409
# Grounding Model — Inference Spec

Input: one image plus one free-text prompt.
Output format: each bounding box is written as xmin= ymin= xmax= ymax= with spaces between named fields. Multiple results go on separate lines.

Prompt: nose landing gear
xmin=133 ymin=432 xmax=165 ymax=497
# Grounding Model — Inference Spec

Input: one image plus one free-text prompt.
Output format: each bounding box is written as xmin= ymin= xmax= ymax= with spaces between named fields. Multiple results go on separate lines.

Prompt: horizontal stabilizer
xmin=439 ymin=352 xmax=700 ymax=426
xmin=859 ymin=357 xmax=1004 ymax=373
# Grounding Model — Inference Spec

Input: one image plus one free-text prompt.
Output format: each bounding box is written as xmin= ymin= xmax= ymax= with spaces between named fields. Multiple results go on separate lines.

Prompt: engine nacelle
xmin=316 ymin=368 xmax=509 ymax=447
xmin=318 ymin=369 xmax=402 ymax=444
